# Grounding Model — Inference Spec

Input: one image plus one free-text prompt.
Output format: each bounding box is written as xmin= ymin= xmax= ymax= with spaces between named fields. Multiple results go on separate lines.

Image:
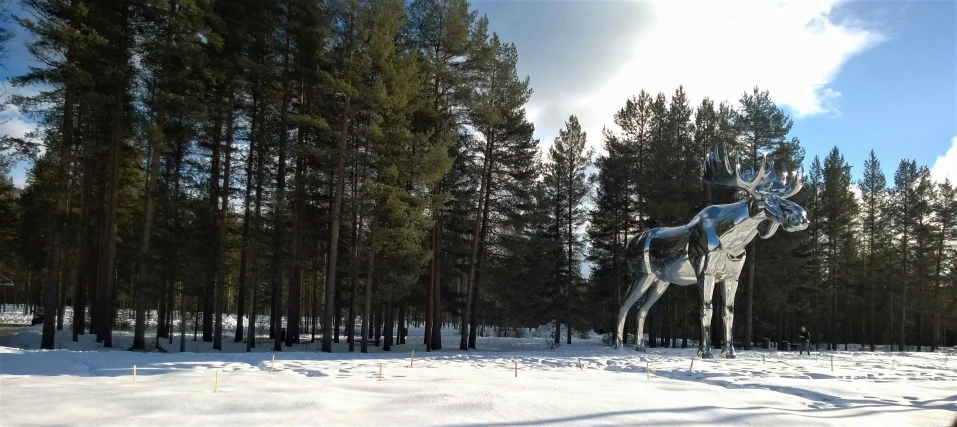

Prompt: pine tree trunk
xmin=73 ymin=138 xmax=95 ymax=342
xmin=375 ymin=304 xmax=382 ymax=347
xmin=42 ymin=64 xmax=74 ymax=350
xmin=286 ymin=88 xmax=307 ymax=348
xmin=360 ymin=212 xmax=377 ymax=353
xmin=384 ymin=299 xmax=394 ymax=351
xmin=431 ymin=216 xmax=443 ymax=350
xmin=179 ymin=282 xmax=186 ymax=352
xmin=347 ymin=201 xmax=359 ymax=351
xmin=213 ymin=90 xmax=235 ymax=351
xmin=461 ymin=132 xmax=494 ymax=350
xmin=900 ymin=236 xmax=908 ymax=352
xmin=334 ymin=273 xmax=342 ymax=343
xmin=235 ymin=107 xmax=256 ymax=343
xmin=425 ymin=222 xmax=436 ymax=350
xmin=132 ymin=101 xmax=165 ymax=351
xmin=398 ymin=305 xmax=406 ymax=345
xmin=246 ymin=84 xmax=266 ymax=352
xmin=204 ymin=113 xmax=221 ymax=343
xmin=932 ymin=232 xmax=945 ymax=351
xmin=96 ymin=3 xmax=129 ymax=347
xmin=271 ymin=24 xmax=293 ymax=353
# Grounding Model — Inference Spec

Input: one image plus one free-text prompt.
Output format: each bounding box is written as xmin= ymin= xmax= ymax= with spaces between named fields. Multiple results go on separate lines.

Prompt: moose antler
xmin=762 ymin=165 xmax=805 ymax=199
xmin=703 ymin=145 xmax=773 ymax=200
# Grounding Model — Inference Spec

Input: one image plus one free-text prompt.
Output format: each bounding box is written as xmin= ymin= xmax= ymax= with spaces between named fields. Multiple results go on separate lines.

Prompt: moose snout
xmin=787 ymin=212 xmax=809 ymax=231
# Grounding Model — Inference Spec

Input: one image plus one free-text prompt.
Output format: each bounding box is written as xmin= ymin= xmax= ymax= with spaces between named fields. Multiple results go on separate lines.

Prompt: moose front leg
xmin=698 ymin=274 xmax=716 ymax=359
xmin=720 ymin=279 xmax=739 ymax=358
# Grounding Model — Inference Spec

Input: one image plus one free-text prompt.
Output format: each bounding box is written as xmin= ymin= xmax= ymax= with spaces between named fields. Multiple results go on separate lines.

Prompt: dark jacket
xmin=799 ymin=330 xmax=810 ymax=341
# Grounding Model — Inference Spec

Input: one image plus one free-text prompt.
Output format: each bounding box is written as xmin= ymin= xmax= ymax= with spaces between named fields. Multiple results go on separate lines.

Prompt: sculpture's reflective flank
xmin=615 ymin=146 xmax=809 ymax=358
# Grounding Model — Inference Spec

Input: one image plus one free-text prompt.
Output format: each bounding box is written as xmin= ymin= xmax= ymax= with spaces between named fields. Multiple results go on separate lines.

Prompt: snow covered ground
xmin=1 ymin=313 xmax=955 ymax=426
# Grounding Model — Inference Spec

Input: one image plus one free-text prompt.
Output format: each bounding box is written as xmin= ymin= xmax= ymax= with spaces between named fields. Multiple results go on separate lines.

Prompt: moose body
xmin=614 ymin=147 xmax=809 ymax=358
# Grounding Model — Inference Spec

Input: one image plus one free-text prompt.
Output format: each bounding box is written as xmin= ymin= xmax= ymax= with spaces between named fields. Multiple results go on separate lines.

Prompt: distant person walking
xmin=799 ymin=326 xmax=811 ymax=355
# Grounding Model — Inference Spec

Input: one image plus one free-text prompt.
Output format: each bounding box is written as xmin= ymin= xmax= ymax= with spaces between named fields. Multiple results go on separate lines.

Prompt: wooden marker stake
xmin=830 ymin=356 xmax=834 ymax=372
xmin=215 ymin=370 xmax=219 ymax=393
xmin=271 ymin=355 xmax=275 ymax=373
xmin=410 ymin=350 xmax=415 ymax=368
xmin=133 ymin=365 xmax=137 ymax=383
xmin=514 ymin=362 xmax=518 ymax=378
xmin=689 ymin=358 xmax=694 ymax=371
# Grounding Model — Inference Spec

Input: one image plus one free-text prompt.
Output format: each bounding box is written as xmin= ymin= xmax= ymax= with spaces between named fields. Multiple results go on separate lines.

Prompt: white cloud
xmin=0 ymin=104 xmax=37 ymax=140
xmin=930 ymin=137 xmax=957 ymax=184
xmin=529 ymin=0 xmax=884 ymax=155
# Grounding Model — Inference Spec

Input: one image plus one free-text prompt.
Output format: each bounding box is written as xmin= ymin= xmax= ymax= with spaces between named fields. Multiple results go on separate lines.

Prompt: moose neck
xmin=718 ymin=199 xmax=769 ymax=253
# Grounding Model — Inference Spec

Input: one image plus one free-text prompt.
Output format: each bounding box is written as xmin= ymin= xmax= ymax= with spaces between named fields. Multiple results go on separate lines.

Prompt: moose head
xmin=704 ymin=145 xmax=809 ymax=235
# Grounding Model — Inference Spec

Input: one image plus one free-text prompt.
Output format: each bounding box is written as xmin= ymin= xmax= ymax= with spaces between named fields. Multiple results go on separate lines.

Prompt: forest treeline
xmin=0 ymin=0 xmax=954 ymax=354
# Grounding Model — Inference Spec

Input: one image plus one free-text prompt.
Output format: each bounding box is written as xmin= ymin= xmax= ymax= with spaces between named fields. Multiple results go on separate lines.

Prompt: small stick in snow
xmin=689 ymin=358 xmax=694 ymax=371
xmin=578 ymin=358 xmax=582 ymax=370
xmin=271 ymin=355 xmax=275 ymax=373
xmin=214 ymin=370 xmax=219 ymax=393
xmin=409 ymin=350 xmax=415 ymax=368
xmin=646 ymin=361 xmax=650 ymax=379
xmin=830 ymin=356 xmax=834 ymax=372
xmin=133 ymin=365 xmax=137 ymax=383
xmin=514 ymin=362 xmax=518 ymax=378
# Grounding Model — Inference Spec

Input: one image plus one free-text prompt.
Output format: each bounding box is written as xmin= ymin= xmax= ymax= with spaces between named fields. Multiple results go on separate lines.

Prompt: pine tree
xmin=892 ymin=160 xmax=920 ymax=351
xmin=819 ymin=147 xmax=857 ymax=349
xmin=733 ymin=87 xmax=796 ymax=350
xmin=406 ymin=0 xmax=485 ymax=352
xmin=544 ymin=115 xmax=592 ymax=345
xmin=859 ymin=150 xmax=888 ymax=350
xmin=459 ymin=34 xmax=531 ymax=350
xmin=931 ymin=180 xmax=956 ymax=350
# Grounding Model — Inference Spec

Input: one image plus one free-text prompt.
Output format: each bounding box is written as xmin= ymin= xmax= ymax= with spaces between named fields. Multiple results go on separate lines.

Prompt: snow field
xmin=2 ymin=333 xmax=956 ymax=425
xmin=1 ymin=307 xmax=955 ymax=426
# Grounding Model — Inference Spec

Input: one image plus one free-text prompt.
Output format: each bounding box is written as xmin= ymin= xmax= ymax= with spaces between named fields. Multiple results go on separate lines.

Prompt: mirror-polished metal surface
xmin=615 ymin=145 xmax=809 ymax=358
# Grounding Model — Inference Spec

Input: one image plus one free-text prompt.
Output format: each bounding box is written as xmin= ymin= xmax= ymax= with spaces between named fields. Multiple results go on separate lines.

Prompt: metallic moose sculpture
xmin=614 ymin=145 xmax=809 ymax=358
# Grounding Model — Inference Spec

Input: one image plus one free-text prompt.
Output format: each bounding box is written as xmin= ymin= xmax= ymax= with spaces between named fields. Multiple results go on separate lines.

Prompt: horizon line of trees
xmin=0 ymin=0 xmax=953 ymax=354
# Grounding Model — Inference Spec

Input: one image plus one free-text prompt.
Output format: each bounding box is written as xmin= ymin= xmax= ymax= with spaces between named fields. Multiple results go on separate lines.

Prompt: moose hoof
xmin=634 ymin=346 xmax=647 ymax=352
xmin=701 ymin=351 xmax=715 ymax=359
xmin=725 ymin=351 xmax=737 ymax=359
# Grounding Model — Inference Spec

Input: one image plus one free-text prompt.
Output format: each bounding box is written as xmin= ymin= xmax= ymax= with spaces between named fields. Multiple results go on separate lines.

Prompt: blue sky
xmin=2 ymin=0 xmax=956 ymax=186
xmin=468 ymin=0 xmax=956 ymax=183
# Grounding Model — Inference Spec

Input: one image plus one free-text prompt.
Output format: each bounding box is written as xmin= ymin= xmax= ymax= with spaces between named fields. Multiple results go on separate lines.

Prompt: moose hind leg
xmin=698 ymin=274 xmax=716 ymax=359
xmin=634 ymin=280 xmax=670 ymax=352
xmin=615 ymin=274 xmax=656 ymax=349
xmin=720 ymin=279 xmax=739 ymax=358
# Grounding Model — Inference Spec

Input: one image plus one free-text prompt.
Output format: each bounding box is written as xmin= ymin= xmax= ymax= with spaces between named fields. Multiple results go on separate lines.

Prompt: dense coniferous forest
xmin=0 ymin=0 xmax=954 ymax=354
